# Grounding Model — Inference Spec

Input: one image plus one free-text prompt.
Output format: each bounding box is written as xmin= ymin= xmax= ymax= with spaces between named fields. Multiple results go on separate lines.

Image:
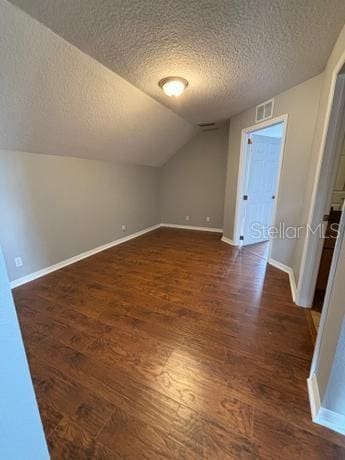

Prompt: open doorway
xmin=309 ymin=148 xmax=345 ymax=338
xmin=298 ymin=72 xmax=345 ymax=310
xmin=307 ymin=82 xmax=345 ymax=341
xmin=233 ymin=115 xmax=288 ymax=259
xmin=304 ymin=65 xmax=345 ymax=436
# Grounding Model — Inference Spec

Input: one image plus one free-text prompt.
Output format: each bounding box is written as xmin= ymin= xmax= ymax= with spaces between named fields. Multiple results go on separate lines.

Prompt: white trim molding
xmin=298 ymin=67 xmax=345 ymax=307
xmin=268 ymin=258 xmax=298 ymax=303
xmin=233 ymin=114 xmax=288 ymax=248
xmin=221 ymin=236 xmax=238 ymax=246
xmin=307 ymin=373 xmax=345 ymax=436
xmin=317 ymin=408 xmax=345 ymax=436
xmin=160 ymin=223 xmax=223 ymax=233
xmin=307 ymin=373 xmax=321 ymax=421
xmin=10 ymin=224 xmax=160 ymax=289
xmin=10 ymin=223 xmax=224 ymax=288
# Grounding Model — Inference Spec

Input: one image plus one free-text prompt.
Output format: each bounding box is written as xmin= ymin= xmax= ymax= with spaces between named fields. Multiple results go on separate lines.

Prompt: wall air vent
xmin=255 ymin=98 xmax=274 ymax=123
xmin=197 ymin=122 xmax=218 ymax=131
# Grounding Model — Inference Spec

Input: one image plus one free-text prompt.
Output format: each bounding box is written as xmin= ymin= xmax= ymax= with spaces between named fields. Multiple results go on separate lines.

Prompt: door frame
xmin=297 ymin=68 xmax=345 ymax=307
xmin=309 ymin=199 xmax=345 ymax=377
xmin=232 ymin=114 xmax=288 ymax=250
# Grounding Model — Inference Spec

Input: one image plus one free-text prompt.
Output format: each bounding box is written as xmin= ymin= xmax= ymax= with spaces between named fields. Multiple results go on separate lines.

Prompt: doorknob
xmin=272 ymin=195 xmax=276 ymax=199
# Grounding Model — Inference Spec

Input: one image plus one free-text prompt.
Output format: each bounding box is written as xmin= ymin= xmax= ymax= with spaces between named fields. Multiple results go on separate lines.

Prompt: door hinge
xmin=247 ymin=138 xmax=253 ymax=145
xmin=243 ymin=195 xmax=248 ymax=200
xmin=239 ymin=235 xmax=244 ymax=241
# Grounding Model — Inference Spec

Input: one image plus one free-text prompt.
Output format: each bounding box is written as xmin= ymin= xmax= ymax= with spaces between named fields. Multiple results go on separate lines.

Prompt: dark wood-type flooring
xmin=13 ymin=228 xmax=345 ymax=459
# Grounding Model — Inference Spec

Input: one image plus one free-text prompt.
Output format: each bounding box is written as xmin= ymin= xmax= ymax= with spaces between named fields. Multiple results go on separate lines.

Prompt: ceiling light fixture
xmin=159 ymin=76 xmax=188 ymax=97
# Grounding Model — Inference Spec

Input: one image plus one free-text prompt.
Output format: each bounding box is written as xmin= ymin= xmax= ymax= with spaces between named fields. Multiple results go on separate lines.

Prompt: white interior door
xmin=242 ymin=134 xmax=282 ymax=245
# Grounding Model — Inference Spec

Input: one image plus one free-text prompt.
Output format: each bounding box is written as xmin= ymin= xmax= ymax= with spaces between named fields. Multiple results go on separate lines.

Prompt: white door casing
xmin=233 ymin=114 xmax=288 ymax=248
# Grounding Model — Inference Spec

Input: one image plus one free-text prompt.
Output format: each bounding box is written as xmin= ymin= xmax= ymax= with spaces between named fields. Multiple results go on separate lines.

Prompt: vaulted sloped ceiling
xmin=8 ymin=0 xmax=345 ymax=124
xmin=0 ymin=0 xmax=196 ymax=167
xmin=3 ymin=1 xmax=345 ymax=166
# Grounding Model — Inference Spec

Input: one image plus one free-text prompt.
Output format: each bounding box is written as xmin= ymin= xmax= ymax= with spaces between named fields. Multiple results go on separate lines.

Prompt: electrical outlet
xmin=14 ymin=257 xmax=23 ymax=268
xmin=121 ymin=224 xmax=126 ymax=232
xmin=185 ymin=216 xmax=190 ymax=221
xmin=206 ymin=216 xmax=210 ymax=222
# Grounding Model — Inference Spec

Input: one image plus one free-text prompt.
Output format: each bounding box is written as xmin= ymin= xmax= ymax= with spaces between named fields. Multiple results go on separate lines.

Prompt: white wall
xmin=0 ymin=245 xmax=49 ymax=459
xmin=0 ymin=150 xmax=159 ymax=282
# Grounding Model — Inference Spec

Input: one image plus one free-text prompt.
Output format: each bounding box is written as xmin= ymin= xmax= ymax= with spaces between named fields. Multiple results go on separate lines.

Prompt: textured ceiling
xmin=8 ymin=0 xmax=345 ymax=124
xmin=0 ymin=1 xmax=195 ymax=166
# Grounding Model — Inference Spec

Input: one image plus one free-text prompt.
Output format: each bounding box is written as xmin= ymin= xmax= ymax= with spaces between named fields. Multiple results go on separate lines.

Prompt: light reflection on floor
xmin=238 ymin=241 xmax=270 ymax=305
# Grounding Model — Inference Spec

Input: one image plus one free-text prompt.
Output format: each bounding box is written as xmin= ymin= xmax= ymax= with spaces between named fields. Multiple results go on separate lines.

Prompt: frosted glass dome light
xmin=159 ymin=77 xmax=188 ymax=97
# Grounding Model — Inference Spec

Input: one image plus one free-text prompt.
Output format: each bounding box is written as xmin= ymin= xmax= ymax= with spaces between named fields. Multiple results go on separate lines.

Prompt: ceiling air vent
xmin=255 ymin=98 xmax=274 ymax=123
xmin=198 ymin=122 xmax=218 ymax=131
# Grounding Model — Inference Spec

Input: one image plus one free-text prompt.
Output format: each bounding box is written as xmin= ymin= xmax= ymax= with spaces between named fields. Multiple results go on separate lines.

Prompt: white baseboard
xmin=268 ymin=258 xmax=298 ymax=303
xmin=221 ymin=236 xmax=238 ymax=246
xmin=307 ymin=373 xmax=321 ymax=421
xmin=10 ymin=224 xmax=160 ymax=289
xmin=160 ymin=223 xmax=223 ymax=233
xmin=307 ymin=373 xmax=345 ymax=436
xmin=317 ymin=408 xmax=345 ymax=436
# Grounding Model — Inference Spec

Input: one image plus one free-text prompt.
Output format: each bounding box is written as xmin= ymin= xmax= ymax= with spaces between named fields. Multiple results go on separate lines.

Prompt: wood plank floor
xmin=13 ymin=228 xmax=345 ymax=459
